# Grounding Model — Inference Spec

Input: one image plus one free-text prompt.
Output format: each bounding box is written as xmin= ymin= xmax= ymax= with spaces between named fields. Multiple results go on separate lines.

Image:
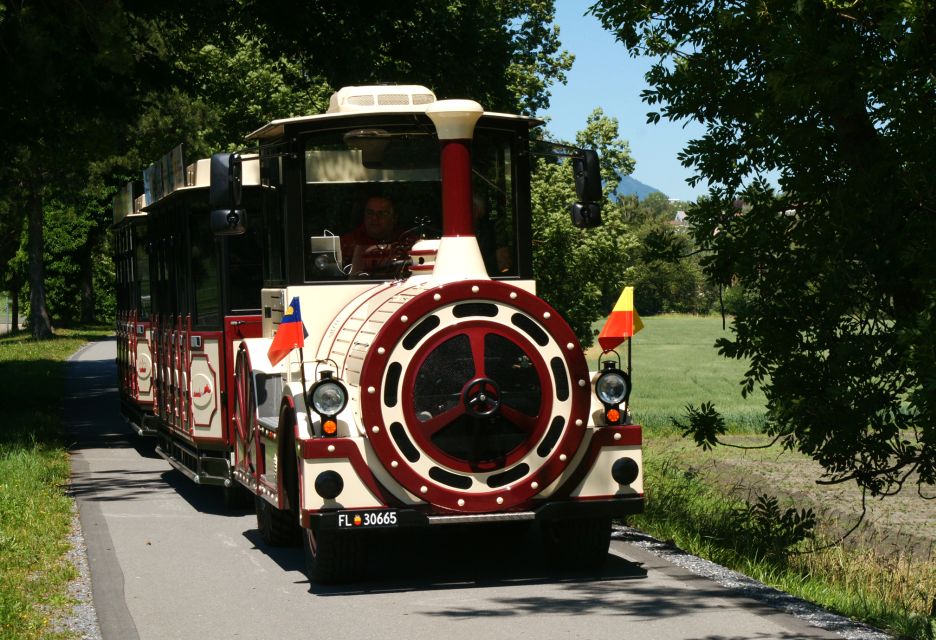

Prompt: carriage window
xmin=227 ymin=200 xmax=263 ymax=314
xmin=302 ymin=126 xmax=441 ymax=282
xmin=133 ymin=222 xmax=151 ymax=320
xmin=261 ymin=155 xmax=287 ymax=285
xmin=301 ymin=124 xmax=519 ymax=281
xmin=189 ymin=208 xmax=220 ymax=327
xmin=473 ymin=130 xmax=517 ymax=276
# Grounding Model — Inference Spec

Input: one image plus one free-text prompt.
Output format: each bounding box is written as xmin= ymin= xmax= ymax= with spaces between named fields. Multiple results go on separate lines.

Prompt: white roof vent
xmin=327 ymin=85 xmax=437 ymax=114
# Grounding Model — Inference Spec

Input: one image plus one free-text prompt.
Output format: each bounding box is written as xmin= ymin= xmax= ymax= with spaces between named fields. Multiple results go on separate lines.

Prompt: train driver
xmin=341 ymin=195 xmax=408 ymax=277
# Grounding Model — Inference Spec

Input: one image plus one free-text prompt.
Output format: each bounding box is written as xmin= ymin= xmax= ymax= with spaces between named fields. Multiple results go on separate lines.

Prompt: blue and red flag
xmin=267 ymin=297 xmax=308 ymax=366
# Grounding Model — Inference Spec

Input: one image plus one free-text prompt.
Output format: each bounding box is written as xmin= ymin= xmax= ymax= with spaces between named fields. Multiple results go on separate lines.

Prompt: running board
xmin=155 ymin=437 xmax=232 ymax=487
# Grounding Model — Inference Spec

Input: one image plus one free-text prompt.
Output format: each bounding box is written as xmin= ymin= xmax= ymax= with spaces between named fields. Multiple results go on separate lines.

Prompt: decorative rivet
xmin=613 ymin=432 xmax=622 ymax=441
xmin=420 ymin=485 xmax=428 ymax=494
xmin=367 ymin=386 xmax=376 ymax=394
xmin=401 ymin=315 xmax=409 ymax=323
xmin=566 ymin=342 xmax=574 ymax=350
xmin=377 ymin=347 xmax=386 ymax=355
xmin=372 ymin=426 xmax=380 ymax=434
xmin=391 ymin=460 xmax=399 ymax=468
xmin=559 ymin=453 xmax=568 ymax=462
xmin=457 ymin=498 xmax=465 ymax=507
xmin=471 ymin=285 xmax=480 ymax=293
xmin=578 ymin=379 xmax=586 ymax=387
xmin=509 ymin=292 xmax=518 ymax=300
xmin=496 ymin=496 xmax=504 ymax=505
xmin=531 ymin=481 xmax=539 ymax=490
xmin=327 ymin=445 xmax=336 ymax=453
xmin=433 ymin=293 xmax=441 ymax=301
xmin=543 ymin=311 xmax=551 ymax=319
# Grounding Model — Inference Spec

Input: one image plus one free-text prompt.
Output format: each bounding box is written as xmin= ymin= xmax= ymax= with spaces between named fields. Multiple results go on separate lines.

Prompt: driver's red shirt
xmin=341 ymin=225 xmax=417 ymax=275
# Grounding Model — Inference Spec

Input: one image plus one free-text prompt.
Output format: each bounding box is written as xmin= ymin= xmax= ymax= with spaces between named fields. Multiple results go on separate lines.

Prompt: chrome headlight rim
xmin=595 ymin=368 xmax=630 ymax=406
xmin=309 ymin=379 xmax=348 ymax=417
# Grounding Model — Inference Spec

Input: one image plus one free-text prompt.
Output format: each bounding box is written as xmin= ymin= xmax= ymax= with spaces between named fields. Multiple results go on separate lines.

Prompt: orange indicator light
xmin=323 ymin=419 xmax=337 ymax=435
xmin=606 ymin=408 xmax=621 ymax=424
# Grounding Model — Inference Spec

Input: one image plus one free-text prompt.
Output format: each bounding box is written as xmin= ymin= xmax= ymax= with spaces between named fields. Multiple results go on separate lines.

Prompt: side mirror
xmin=571 ymin=149 xmax=602 ymax=228
xmin=570 ymin=202 xmax=603 ymax=228
xmin=573 ymin=149 xmax=602 ymax=202
xmin=209 ymin=152 xmax=246 ymax=235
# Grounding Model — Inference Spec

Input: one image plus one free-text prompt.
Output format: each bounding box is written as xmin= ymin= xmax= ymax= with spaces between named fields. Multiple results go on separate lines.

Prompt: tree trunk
xmin=79 ymin=234 xmax=95 ymax=324
xmin=27 ymin=181 xmax=53 ymax=339
xmin=11 ymin=284 xmax=19 ymax=332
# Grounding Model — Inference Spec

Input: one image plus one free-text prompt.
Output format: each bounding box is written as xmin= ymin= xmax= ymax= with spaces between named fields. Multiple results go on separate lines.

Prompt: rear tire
xmin=256 ymin=496 xmax=301 ymax=546
xmin=541 ymin=517 xmax=612 ymax=570
xmin=303 ymin=525 xmax=367 ymax=584
xmin=223 ymin=483 xmax=253 ymax=510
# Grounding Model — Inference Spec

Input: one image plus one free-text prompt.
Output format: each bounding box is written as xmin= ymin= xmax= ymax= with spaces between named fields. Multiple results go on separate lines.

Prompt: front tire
xmin=256 ymin=496 xmax=301 ymax=546
xmin=541 ymin=517 xmax=612 ymax=570
xmin=303 ymin=524 xmax=367 ymax=584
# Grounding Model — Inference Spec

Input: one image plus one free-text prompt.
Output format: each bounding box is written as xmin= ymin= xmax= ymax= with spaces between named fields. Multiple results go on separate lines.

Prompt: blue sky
xmin=542 ymin=2 xmax=707 ymax=201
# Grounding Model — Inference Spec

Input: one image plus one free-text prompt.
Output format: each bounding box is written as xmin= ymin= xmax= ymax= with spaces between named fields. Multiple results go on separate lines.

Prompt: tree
xmin=591 ymin=0 xmax=936 ymax=495
xmin=532 ymin=109 xmax=639 ymax=346
xmin=0 ymin=1 xmax=137 ymax=338
xmin=238 ymin=0 xmax=573 ymax=115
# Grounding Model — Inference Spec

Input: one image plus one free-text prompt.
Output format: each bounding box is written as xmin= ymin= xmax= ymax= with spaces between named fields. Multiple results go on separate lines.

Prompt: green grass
xmin=599 ymin=314 xmax=934 ymax=638
xmin=630 ymin=453 xmax=936 ymax=640
xmin=0 ymin=327 xmax=110 ymax=640
xmin=586 ymin=314 xmax=767 ymax=432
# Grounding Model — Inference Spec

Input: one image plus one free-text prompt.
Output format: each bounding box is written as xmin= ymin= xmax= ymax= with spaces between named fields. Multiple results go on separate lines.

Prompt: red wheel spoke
xmin=501 ymin=404 xmax=539 ymax=433
xmin=418 ymin=403 xmax=466 ymax=436
xmin=467 ymin=331 xmax=487 ymax=377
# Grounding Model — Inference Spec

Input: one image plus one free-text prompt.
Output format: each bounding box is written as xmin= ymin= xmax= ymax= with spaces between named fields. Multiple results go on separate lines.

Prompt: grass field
xmin=590 ymin=314 xmax=934 ymax=639
xmin=0 ymin=328 xmax=110 ymax=640
xmin=586 ymin=314 xmax=767 ymax=432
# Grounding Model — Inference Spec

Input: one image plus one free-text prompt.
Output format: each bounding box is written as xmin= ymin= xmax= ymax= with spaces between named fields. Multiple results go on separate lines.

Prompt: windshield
xmin=302 ymin=123 xmax=517 ymax=282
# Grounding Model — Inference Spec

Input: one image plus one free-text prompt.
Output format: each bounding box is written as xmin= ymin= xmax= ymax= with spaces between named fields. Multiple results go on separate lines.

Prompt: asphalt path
xmin=66 ymin=337 xmax=848 ymax=640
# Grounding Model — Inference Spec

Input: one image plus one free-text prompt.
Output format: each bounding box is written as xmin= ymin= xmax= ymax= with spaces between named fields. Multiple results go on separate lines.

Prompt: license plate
xmin=336 ymin=510 xmax=398 ymax=529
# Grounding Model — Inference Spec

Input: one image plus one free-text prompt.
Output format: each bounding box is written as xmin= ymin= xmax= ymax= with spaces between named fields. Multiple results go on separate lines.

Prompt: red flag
xmin=597 ymin=286 xmax=644 ymax=351
xmin=267 ymin=297 xmax=307 ymax=366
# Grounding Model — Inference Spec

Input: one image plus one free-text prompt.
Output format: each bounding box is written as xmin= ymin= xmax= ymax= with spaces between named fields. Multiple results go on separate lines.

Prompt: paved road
xmin=67 ymin=337 xmax=847 ymax=640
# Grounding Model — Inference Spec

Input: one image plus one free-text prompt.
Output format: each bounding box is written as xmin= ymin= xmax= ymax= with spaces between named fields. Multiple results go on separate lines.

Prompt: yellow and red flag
xmin=597 ymin=286 xmax=644 ymax=351
xmin=267 ymin=297 xmax=308 ymax=366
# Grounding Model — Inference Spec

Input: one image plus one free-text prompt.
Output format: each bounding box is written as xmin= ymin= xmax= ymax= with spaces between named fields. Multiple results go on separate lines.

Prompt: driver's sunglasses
xmin=365 ymin=208 xmax=393 ymax=218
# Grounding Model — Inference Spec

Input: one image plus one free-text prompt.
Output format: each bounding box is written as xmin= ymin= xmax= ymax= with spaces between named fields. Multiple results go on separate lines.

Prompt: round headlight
xmin=596 ymin=370 xmax=629 ymax=406
xmin=311 ymin=381 xmax=347 ymax=416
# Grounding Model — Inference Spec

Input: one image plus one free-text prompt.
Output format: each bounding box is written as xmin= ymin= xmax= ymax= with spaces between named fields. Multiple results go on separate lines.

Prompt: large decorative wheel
xmin=359 ymin=280 xmax=590 ymax=513
xmin=232 ymin=347 xmax=258 ymax=481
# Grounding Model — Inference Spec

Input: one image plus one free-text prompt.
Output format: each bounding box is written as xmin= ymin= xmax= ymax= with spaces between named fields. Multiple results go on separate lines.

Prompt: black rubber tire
xmin=303 ymin=525 xmax=367 ymax=584
xmin=541 ymin=516 xmax=612 ymax=570
xmin=222 ymin=483 xmax=253 ymax=511
xmin=256 ymin=496 xmax=301 ymax=547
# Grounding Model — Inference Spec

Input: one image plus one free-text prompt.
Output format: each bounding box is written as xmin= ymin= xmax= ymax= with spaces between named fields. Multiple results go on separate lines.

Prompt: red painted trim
xmin=551 ymin=424 xmax=643 ymax=500
xmin=358 ymin=279 xmax=592 ymax=514
xmin=399 ymin=320 xmax=554 ymax=472
xmin=223 ymin=315 xmax=261 ymax=447
xmin=439 ymin=140 xmax=473 ymax=237
xmin=299 ymin=438 xmax=400 ymax=507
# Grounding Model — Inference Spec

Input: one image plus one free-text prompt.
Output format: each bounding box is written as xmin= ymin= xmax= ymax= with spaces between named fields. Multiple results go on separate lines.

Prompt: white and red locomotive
xmin=115 ymin=85 xmax=643 ymax=583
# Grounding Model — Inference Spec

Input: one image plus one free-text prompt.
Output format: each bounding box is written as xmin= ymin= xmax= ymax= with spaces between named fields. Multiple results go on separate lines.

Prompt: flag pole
xmin=298 ymin=346 xmax=309 ymax=401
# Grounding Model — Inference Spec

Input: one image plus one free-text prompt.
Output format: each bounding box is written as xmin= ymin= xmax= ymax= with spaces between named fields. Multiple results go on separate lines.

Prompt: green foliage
xmin=239 ymin=1 xmax=573 ymax=116
xmin=592 ymin=0 xmax=936 ymax=495
xmin=532 ymin=109 xmax=639 ymax=347
xmin=585 ymin=314 xmax=768 ymax=431
xmin=0 ymin=329 xmax=108 ymax=638
xmin=633 ymin=450 xmax=934 ymax=638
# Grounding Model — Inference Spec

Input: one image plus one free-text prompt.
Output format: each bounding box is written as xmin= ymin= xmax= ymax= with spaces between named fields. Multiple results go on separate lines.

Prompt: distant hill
xmin=614 ymin=175 xmax=664 ymax=201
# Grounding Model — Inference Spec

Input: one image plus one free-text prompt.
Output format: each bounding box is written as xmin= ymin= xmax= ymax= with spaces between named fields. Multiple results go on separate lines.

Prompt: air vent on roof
xmin=328 ymin=85 xmax=438 ymax=114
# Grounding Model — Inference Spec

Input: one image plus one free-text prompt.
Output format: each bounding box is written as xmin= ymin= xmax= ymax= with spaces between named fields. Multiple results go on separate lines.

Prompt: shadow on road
xmin=238 ymin=522 xmax=649 ymax=597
